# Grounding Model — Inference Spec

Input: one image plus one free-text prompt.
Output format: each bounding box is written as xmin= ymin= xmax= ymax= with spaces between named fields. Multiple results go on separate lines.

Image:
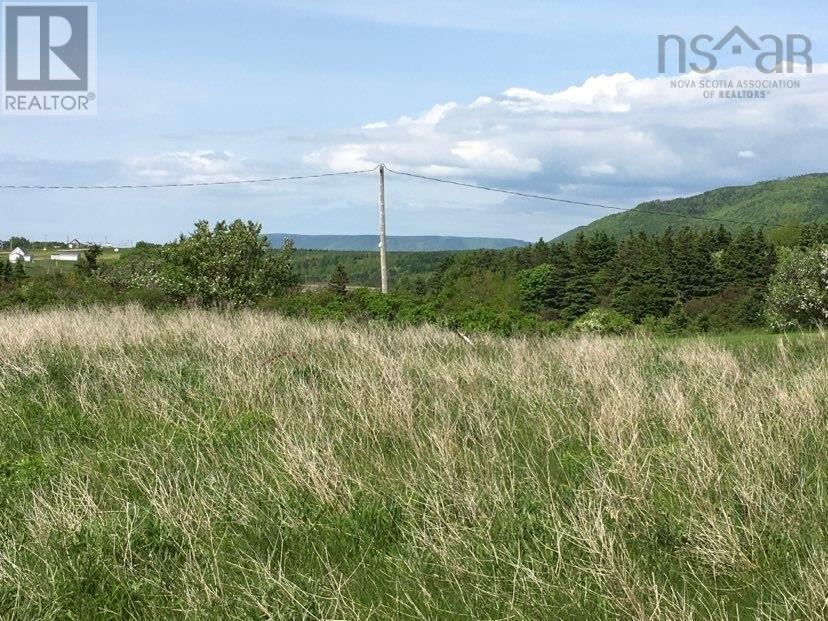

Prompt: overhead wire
xmin=384 ymin=167 xmax=806 ymax=231
xmin=0 ymin=161 xmax=808 ymax=231
xmin=0 ymin=166 xmax=379 ymax=190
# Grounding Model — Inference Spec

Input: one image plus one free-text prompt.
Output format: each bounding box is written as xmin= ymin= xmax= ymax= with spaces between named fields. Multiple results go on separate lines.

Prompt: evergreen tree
xmin=518 ymin=264 xmax=560 ymax=314
xmin=562 ymin=232 xmax=597 ymax=320
xmin=673 ymin=228 xmax=717 ymax=300
xmin=76 ymin=244 xmax=103 ymax=275
xmin=532 ymin=237 xmax=551 ymax=266
xmin=548 ymin=242 xmax=573 ymax=274
xmin=570 ymin=232 xmax=590 ymax=266
xmin=796 ymin=223 xmax=828 ymax=249
xmin=721 ymin=227 xmax=776 ymax=288
xmin=12 ymin=260 xmax=26 ymax=281
xmin=328 ymin=263 xmax=349 ymax=295
xmin=713 ymin=225 xmax=733 ymax=251
xmin=657 ymin=228 xmax=679 ymax=300
xmin=720 ymin=227 xmax=757 ymax=286
xmin=562 ymin=271 xmax=596 ymax=321
xmin=659 ymin=227 xmax=676 ymax=258
xmin=755 ymin=230 xmax=777 ymax=286
xmin=609 ymin=232 xmax=676 ymax=321
xmin=586 ymin=232 xmax=618 ymax=270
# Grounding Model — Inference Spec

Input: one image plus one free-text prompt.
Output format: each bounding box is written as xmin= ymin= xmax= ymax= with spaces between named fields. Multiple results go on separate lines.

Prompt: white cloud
xmin=469 ymin=96 xmax=494 ymax=109
xmin=125 ymin=150 xmax=255 ymax=184
xmin=304 ymin=144 xmax=375 ymax=172
xmin=502 ymin=73 xmax=637 ymax=113
xmin=451 ymin=140 xmax=542 ymax=174
xmin=308 ymin=64 xmax=828 ymax=200
xmin=580 ymin=162 xmax=617 ymax=177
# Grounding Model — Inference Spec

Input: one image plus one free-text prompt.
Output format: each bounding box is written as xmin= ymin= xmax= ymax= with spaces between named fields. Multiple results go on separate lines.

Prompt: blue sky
xmin=2 ymin=0 xmax=827 ymax=244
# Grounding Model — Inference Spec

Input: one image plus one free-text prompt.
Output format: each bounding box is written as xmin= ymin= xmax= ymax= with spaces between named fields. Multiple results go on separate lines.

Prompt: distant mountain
xmin=556 ymin=173 xmax=828 ymax=242
xmin=266 ymin=234 xmax=530 ymax=252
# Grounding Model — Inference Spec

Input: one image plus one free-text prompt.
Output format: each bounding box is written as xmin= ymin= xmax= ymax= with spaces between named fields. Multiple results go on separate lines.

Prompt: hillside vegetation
xmin=559 ymin=173 xmax=828 ymax=242
xmin=292 ymin=249 xmax=455 ymax=287
xmin=267 ymin=234 xmax=529 ymax=251
xmin=3 ymin=220 xmax=827 ymax=337
xmin=0 ymin=307 xmax=826 ymax=619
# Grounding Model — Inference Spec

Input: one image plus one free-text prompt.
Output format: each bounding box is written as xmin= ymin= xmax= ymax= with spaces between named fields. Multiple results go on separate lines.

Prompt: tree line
xmin=1 ymin=220 xmax=825 ymax=335
xmin=399 ymin=222 xmax=826 ymax=333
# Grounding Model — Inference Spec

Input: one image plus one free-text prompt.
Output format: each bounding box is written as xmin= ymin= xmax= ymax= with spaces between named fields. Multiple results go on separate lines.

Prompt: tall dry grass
xmin=0 ymin=306 xmax=825 ymax=619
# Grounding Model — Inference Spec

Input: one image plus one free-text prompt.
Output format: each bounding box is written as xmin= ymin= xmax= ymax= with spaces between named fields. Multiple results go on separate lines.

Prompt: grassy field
xmin=0 ymin=308 xmax=825 ymax=619
xmin=10 ymin=248 xmax=124 ymax=277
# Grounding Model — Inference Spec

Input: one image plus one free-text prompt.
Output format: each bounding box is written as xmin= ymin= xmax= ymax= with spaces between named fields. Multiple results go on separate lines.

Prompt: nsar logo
xmin=658 ymin=26 xmax=812 ymax=75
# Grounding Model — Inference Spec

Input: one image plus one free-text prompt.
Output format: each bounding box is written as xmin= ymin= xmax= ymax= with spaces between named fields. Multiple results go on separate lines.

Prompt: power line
xmin=384 ymin=167 xmax=806 ymax=231
xmin=0 ymin=161 xmax=810 ymax=232
xmin=0 ymin=167 xmax=378 ymax=190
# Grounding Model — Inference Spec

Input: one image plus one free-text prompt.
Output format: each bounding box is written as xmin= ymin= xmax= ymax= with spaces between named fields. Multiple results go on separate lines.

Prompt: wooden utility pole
xmin=378 ymin=164 xmax=389 ymax=294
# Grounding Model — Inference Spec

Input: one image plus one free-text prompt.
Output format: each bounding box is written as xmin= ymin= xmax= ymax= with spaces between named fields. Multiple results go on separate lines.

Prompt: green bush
xmin=570 ymin=308 xmax=634 ymax=335
xmin=684 ymin=286 xmax=764 ymax=332
xmin=766 ymin=245 xmax=828 ymax=330
xmin=448 ymin=308 xmax=531 ymax=336
xmin=518 ymin=264 xmax=560 ymax=313
xmin=100 ymin=221 xmax=301 ymax=308
xmin=159 ymin=220 xmax=299 ymax=307
xmin=0 ymin=272 xmax=174 ymax=311
xmin=662 ymin=302 xmax=691 ymax=335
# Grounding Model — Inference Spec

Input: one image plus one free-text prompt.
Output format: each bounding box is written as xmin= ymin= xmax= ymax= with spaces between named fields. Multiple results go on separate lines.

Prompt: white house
xmin=67 ymin=239 xmax=82 ymax=249
xmin=51 ymin=251 xmax=80 ymax=262
xmin=9 ymin=247 xmax=32 ymax=263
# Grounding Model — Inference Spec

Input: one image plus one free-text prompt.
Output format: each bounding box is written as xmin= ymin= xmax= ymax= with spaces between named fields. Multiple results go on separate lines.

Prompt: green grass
xmin=14 ymin=248 xmax=124 ymax=277
xmin=0 ymin=308 xmax=825 ymax=619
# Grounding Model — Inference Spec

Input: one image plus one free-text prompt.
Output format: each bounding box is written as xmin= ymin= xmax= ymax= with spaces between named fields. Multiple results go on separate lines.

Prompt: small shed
xmin=51 ymin=252 xmax=80 ymax=262
xmin=9 ymin=247 xmax=32 ymax=263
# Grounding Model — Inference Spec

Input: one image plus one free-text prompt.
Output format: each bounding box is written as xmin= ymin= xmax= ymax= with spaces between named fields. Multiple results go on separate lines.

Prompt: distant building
xmin=67 ymin=239 xmax=83 ymax=249
xmin=51 ymin=251 xmax=80 ymax=262
xmin=9 ymin=247 xmax=32 ymax=263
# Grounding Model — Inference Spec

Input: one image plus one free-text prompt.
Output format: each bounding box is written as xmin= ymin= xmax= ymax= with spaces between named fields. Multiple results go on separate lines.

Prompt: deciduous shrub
xmin=766 ymin=245 xmax=828 ymax=330
xmin=161 ymin=220 xmax=300 ymax=307
xmin=103 ymin=220 xmax=300 ymax=308
xmin=570 ymin=307 xmax=633 ymax=335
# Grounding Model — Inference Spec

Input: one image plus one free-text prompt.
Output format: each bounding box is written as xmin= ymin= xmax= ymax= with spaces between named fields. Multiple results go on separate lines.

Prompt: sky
xmin=1 ymin=0 xmax=827 ymax=244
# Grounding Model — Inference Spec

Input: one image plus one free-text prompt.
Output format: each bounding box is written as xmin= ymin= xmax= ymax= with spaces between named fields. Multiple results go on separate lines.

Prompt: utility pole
xmin=378 ymin=164 xmax=389 ymax=294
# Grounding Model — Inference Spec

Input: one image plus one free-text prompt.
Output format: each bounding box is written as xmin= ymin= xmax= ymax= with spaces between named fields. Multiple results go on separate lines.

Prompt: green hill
xmin=267 ymin=234 xmax=529 ymax=251
xmin=557 ymin=173 xmax=828 ymax=242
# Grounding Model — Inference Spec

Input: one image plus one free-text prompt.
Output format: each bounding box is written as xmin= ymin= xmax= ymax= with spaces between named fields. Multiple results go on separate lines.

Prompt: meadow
xmin=15 ymin=248 xmax=123 ymax=278
xmin=0 ymin=307 xmax=825 ymax=619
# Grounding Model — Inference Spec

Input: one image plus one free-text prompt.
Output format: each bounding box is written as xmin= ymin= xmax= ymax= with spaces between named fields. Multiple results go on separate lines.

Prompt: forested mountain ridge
xmin=557 ymin=173 xmax=828 ymax=242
